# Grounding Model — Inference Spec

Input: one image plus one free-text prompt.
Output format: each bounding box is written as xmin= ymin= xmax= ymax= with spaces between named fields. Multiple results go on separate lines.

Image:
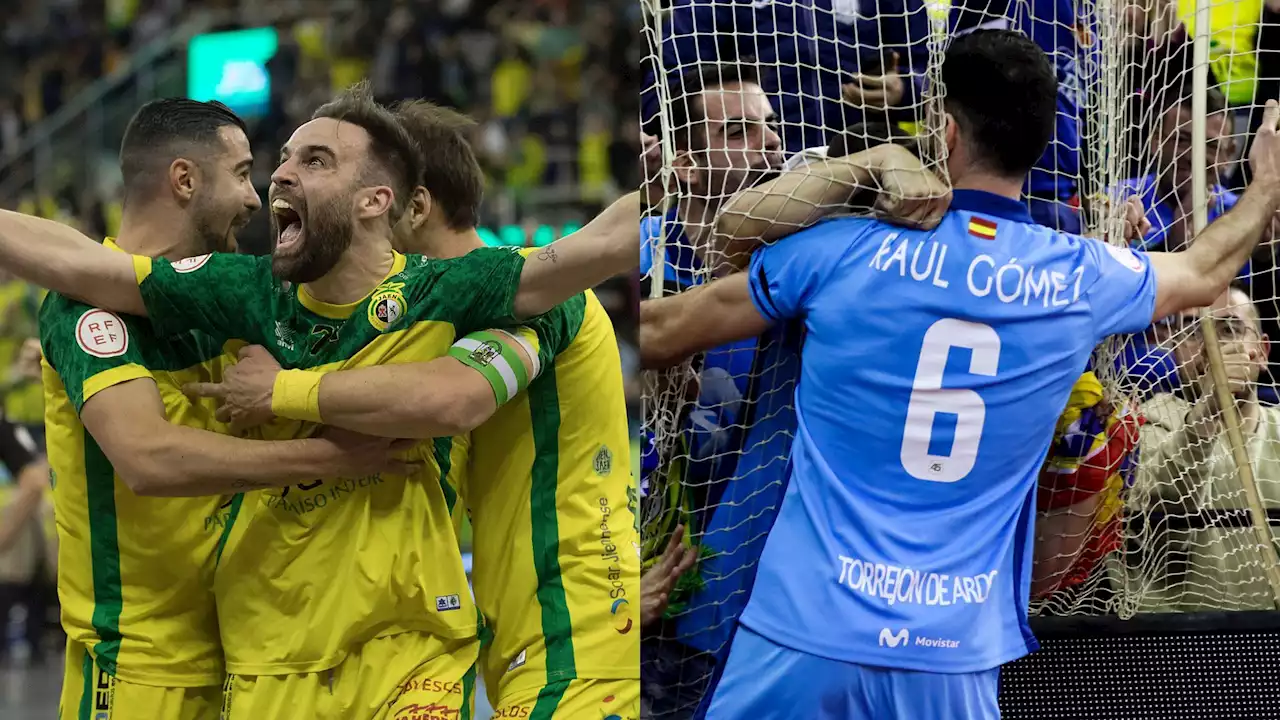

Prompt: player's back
xmin=466 ymin=289 xmax=639 ymax=698
xmin=741 ymin=189 xmax=1156 ymax=673
xmin=39 ymin=290 xmax=236 ymax=686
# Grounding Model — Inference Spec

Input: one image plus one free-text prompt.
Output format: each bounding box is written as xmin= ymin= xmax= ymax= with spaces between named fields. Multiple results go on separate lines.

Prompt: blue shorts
xmin=704 ymin=626 xmax=1001 ymax=720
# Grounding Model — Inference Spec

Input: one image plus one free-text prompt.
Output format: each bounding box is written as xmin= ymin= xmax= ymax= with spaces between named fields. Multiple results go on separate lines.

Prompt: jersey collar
xmin=297 ymin=251 xmax=408 ymax=319
xmin=950 ymin=189 xmax=1035 ymax=224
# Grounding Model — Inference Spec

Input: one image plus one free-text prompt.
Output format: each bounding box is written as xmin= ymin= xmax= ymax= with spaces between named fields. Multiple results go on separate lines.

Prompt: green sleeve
xmin=136 ymin=252 xmax=273 ymax=344
xmin=39 ymin=294 xmax=157 ymax=413
xmin=404 ymin=247 xmax=527 ymax=335
xmin=520 ymin=293 xmax=586 ymax=370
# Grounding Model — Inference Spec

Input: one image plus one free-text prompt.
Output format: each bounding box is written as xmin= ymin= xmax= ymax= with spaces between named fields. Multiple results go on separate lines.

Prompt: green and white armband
xmin=449 ymin=328 xmax=542 ymax=407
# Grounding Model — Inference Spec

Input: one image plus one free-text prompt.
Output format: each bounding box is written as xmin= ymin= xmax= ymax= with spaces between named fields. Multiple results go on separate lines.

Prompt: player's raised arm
xmin=714 ymin=144 xmax=951 ymax=272
xmin=0 ymin=211 xmax=146 ymax=316
xmin=1147 ymin=99 xmax=1280 ymax=320
xmin=512 ymin=191 xmax=640 ymax=319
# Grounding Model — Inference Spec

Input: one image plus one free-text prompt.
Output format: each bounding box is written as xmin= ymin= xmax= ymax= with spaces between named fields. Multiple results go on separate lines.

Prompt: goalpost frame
xmin=1189 ymin=0 xmax=1280 ymax=608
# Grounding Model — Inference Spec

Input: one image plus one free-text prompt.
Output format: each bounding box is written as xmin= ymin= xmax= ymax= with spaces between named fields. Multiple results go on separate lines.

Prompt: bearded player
xmin=0 ymin=85 xmax=637 ymax=718
xmin=190 ymin=99 xmax=640 ymax=718
xmin=35 ymin=98 xmax=411 ymax=720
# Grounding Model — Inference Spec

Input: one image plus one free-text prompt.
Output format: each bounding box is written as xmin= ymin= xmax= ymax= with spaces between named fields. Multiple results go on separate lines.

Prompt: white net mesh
xmin=640 ymin=0 xmax=1280 ymax=714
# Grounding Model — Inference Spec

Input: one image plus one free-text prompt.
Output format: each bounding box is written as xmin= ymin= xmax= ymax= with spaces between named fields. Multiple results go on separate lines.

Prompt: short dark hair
xmin=667 ymin=63 xmax=765 ymax=151
xmin=942 ymin=29 xmax=1057 ymax=177
xmin=119 ymin=98 xmax=247 ymax=202
xmin=392 ymin=100 xmax=485 ymax=231
xmin=311 ymin=81 xmax=424 ymax=223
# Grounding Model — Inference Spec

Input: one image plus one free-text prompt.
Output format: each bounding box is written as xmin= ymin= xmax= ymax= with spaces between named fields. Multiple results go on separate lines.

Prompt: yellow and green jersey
xmin=132 ymin=247 xmax=540 ymax=676
xmin=463 ymin=288 xmax=639 ymax=699
xmin=39 ymin=240 xmax=236 ymax=686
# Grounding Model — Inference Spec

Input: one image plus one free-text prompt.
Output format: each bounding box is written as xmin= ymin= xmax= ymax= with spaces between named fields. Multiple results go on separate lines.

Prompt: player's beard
xmin=271 ymin=194 xmax=354 ymax=284
xmin=190 ymin=194 xmax=233 ymax=256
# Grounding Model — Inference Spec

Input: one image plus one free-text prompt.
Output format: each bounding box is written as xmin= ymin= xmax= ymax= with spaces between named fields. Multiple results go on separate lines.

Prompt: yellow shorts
xmin=60 ymin=639 xmax=221 ymax=720
xmin=220 ymin=631 xmax=480 ymax=720
xmin=492 ymin=678 xmax=640 ymax=720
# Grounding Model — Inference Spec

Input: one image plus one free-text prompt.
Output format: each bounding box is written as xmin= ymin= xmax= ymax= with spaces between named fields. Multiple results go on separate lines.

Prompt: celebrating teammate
xmin=188 ymin=99 xmax=641 ymax=718
xmin=641 ymin=29 xmax=1280 ymax=718
xmin=0 ymin=84 xmax=638 ymax=718
xmin=33 ymin=99 xmax=412 ymax=720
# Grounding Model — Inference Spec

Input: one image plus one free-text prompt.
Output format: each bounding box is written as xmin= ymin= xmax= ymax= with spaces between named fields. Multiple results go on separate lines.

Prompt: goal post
xmin=641 ymin=0 xmax=1280 ymax=713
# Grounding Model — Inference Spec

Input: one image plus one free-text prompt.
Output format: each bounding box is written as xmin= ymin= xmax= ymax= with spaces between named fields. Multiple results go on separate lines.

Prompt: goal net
xmin=640 ymin=0 xmax=1280 ymax=715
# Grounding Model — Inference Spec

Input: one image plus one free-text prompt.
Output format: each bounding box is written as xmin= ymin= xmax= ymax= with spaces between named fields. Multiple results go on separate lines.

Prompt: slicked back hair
xmin=311 ymin=82 xmax=424 ymax=223
xmin=119 ymin=98 xmax=247 ymax=204
xmin=392 ymin=100 xmax=485 ymax=230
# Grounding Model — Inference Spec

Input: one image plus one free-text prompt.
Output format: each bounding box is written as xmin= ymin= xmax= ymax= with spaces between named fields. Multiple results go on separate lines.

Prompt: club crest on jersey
xmin=367 ymin=286 xmax=406 ymax=332
xmin=172 ymin=254 xmax=212 ymax=273
xmin=75 ymin=309 xmax=129 ymax=358
xmin=594 ymin=445 xmax=613 ymax=476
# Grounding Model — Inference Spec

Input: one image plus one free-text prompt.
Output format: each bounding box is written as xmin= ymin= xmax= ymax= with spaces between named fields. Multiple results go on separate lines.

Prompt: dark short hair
xmin=392 ymin=100 xmax=485 ymax=231
xmin=119 ymin=98 xmax=248 ymax=202
xmin=942 ymin=29 xmax=1057 ymax=177
xmin=667 ymin=63 xmax=765 ymax=151
xmin=311 ymin=81 xmax=424 ymax=223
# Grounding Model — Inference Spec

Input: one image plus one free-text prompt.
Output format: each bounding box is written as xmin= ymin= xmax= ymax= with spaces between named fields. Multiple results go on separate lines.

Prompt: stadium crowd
xmin=0 ymin=1 xmax=643 ymax=717
xmin=639 ymin=0 xmax=1280 ymax=717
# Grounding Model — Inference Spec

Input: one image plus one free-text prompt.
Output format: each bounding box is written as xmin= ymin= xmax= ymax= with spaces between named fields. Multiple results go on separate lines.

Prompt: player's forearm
xmin=0 ymin=211 xmax=145 ymax=315
xmin=715 ymin=152 xmax=879 ymax=271
xmin=515 ymin=191 xmax=640 ymax=319
xmin=124 ymin=428 xmax=341 ymax=497
xmin=310 ymin=365 xmax=495 ymax=439
xmin=1183 ymin=184 xmax=1280 ymax=305
xmin=640 ymin=275 xmax=768 ymax=368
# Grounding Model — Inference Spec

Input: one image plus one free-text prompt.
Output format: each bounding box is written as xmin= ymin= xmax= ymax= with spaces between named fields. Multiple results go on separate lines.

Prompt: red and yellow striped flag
xmin=968 ymin=216 xmax=998 ymax=240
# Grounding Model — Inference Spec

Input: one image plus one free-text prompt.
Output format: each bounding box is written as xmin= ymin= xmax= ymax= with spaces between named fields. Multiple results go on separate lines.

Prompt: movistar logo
xmin=878 ymin=628 xmax=909 ymax=648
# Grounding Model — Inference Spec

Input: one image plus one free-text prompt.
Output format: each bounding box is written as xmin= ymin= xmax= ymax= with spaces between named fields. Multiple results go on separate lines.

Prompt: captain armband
xmin=448 ymin=328 xmax=542 ymax=407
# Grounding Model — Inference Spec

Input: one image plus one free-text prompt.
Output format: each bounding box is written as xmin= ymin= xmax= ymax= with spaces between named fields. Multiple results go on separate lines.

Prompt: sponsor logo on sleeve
xmin=435 ymin=594 xmax=462 ymax=612
xmin=172 ymin=254 xmax=212 ymax=273
xmin=75 ymin=309 xmax=129 ymax=358
xmin=1104 ymin=243 xmax=1144 ymax=273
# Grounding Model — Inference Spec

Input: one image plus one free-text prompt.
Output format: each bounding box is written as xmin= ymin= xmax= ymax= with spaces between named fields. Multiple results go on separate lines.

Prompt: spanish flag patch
xmin=968 ymin=216 xmax=998 ymax=240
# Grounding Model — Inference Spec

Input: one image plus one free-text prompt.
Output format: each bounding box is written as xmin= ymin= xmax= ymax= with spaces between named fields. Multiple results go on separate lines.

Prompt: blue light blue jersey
xmin=737 ymin=190 xmax=1157 ymax=674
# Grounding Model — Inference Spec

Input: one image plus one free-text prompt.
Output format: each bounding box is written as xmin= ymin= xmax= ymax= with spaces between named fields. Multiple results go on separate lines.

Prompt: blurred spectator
xmin=1127 ymin=287 xmax=1280 ymax=612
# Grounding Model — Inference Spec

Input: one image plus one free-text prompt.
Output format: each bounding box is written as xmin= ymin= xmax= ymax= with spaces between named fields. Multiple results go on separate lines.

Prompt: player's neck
xmin=411 ymin=227 xmax=484 ymax=260
xmin=950 ymin=173 xmax=1025 ymax=202
xmin=115 ymin=208 xmax=198 ymax=261
xmin=302 ymin=232 xmax=397 ymax=305
xmin=675 ymin=195 xmax=721 ymax=258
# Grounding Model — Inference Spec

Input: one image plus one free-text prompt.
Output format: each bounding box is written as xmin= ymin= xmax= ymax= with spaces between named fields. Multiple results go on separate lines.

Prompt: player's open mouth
xmin=272 ymin=198 xmax=304 ymax=250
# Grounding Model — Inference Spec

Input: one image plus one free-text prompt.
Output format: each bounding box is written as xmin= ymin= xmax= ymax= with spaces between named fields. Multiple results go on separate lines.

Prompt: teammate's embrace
xmin=642 ymin=29 xmax=1280 ymax=718
xmin=0 ymin=85 xmax=638 ymax=719
xmin=37 ymin=99 xmax=409 ymax=720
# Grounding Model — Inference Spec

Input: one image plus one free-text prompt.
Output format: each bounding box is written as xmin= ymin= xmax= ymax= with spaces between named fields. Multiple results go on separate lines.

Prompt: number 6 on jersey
xmin=900 ymin=318 xmax=1001 ymax=482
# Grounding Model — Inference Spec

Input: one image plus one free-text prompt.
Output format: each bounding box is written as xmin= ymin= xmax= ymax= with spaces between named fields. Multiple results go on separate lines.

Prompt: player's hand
xmin=1122 ymin=196 xmax=1152 ymax=243
xmin=1249 ymin=99 xmax=1280 ymax=192
xmin=318 ymin=426 xmax=424 ymax=478
xmin=842 ymin=51 xmax=906 ymax=109
xmin=641 ymin=523 xmax=698 ymax=630
xmin=867 ymin=144 xmax=951 ymax=229
xmin=184 ymin=345 xmax=281 ymax=434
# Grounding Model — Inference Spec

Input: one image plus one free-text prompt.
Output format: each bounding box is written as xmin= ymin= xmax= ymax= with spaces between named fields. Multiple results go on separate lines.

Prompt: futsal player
xmin=641 ymin=29 xmax=1280 ymax=717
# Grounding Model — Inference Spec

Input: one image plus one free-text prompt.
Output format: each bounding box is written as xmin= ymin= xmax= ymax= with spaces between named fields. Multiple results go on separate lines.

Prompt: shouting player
xmin=0 ymin=85 xmax=637 ymax=718
xmin=190 ymin=99 xmax=640 ymax=718
xmin=641 ymin=29 xmax=1280 ymax=717
xmin=35 ymin=99 xmax=412 ymax=720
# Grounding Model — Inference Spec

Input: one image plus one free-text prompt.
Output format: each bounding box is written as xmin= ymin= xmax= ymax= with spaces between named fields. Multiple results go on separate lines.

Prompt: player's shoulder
xmin=40 ymin=293 xmax=222 ymax=372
